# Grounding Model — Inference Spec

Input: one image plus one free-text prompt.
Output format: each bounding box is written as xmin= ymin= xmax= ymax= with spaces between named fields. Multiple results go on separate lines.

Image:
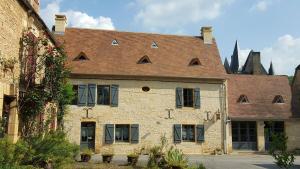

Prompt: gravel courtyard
xmin=89 ymin=154 xmax=300 ymax=169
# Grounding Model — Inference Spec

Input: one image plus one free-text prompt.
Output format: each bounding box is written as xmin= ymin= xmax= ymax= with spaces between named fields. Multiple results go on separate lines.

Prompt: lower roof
xmin=227 ymin=75 xmax=293 ymax=120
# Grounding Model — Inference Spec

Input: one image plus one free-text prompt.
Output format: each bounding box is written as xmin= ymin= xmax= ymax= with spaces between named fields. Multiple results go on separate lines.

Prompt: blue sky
xmin=40 ymin=0 xmax=300 ymax=76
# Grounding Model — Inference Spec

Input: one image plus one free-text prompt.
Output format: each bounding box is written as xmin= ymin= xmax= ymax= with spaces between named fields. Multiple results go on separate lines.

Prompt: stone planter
xmin=127 ymin=155 xmax=139 ymax=166
xmin=102 ymin=155 xmax=113 ymax=163
xmin=81 ymin=154 xmax=91 ymax=162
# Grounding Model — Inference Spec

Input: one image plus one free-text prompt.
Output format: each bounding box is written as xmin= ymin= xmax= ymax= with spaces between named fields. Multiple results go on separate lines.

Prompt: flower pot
xmin=102 ymin=155 xmax=113 ymax=163
xmin=127 ymin=156 xmax=139 ymax=166
xmin=81 ymin=154 xmax=91 ymax=162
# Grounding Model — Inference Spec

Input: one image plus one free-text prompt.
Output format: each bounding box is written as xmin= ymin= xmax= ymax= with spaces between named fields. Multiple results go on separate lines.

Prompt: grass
xmin=73 ymin=162 xmax=144 ymax=169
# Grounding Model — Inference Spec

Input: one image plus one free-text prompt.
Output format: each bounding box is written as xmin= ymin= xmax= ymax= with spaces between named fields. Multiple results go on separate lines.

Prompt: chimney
xmin=201 ymin=26 xmax=213 ymax=44
xmin=53 ymin=15 xmax=67 ymax=35
xmin=252 ymin=51 xmax=261 ymax=74
xmin=28 ymin=0 xmax=40 ymax=13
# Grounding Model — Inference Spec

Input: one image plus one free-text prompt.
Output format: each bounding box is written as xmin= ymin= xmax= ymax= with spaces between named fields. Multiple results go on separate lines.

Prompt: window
xmin=273 ymin=95 xmax=284 ymax=103
xmin=73 ymin=52 xmax=89 ymax=61
xmin=115 ymin=124 xmax=130 ymax=142
xmin=142 ymin=86 xmax=150 ymax=92
xmin=112 ymin=39 xmax=119 ymax=46
xmin=232 ymin=121 xmax=257 ymax=142
xmin=137 ymin=55 xmax=152 ymax=64
xmin=151 ymin=41 xmax=158 ymax=48
xmin=237 ymin=95 xmax=249 ymax=103
xmin=183 ymin=88 xmax=194 ymax=107
xmin=189 ymin=58 xmax=201 ymax=66
xmin=71 ymin=85 xmax=78 ymax=105
xmin=182 ymin=125 xmax=195 ymax=142
xmin=97 ymin=85 xmax=110 ymax=105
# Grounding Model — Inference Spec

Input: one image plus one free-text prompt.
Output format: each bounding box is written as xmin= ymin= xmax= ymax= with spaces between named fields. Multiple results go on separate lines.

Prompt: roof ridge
xmin=65 ymin=27 xmax=205 ymax=39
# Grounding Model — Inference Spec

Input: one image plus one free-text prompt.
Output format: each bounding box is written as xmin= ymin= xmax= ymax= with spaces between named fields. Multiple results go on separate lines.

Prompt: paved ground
xmin=91 ymin=154 xmax=300 ymax=169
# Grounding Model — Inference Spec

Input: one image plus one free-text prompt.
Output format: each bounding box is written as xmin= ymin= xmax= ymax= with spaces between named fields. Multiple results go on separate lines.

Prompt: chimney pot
xmin=54 ymin=14 xmax=67 ymax=35
xmin=201 ymin=26 xmax=213 ymax=44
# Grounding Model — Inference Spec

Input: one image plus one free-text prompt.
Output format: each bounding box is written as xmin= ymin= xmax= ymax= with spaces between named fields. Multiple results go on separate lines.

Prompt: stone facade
xmin=65 ymin=78 xmax=226 ymax=154
xmin=0 ymin=0 xmax=55 ymax=142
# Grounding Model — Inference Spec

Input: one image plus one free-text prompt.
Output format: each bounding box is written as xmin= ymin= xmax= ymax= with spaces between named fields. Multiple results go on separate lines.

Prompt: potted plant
xmin=127 ymin=148 xmax=142 ymax=166
xmin=102 ymin=148 xmax=114 ymax=163
xmin=80 ymin=148 xmax=93 ymax=162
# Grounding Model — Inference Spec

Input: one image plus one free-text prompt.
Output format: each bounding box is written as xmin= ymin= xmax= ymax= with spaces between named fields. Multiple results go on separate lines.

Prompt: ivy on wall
xmin=18 ymin=29 xmax=74 ymax=138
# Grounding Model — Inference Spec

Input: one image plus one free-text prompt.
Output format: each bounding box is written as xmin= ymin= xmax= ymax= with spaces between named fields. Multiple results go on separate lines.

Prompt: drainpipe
xmin=222 ymin=82 xmax=228 ymax=154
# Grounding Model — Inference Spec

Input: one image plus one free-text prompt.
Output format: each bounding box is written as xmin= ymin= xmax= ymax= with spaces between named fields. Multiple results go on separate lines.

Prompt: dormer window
xmin=112 ymin=39 xmax=119 ymax=46
xmin=137 ymin=55 xmax=151 ymax=64
xmin=151 ymin=41 xmax=158 ymax=48
xmin=189 ymin=58 xmax=201 ymax=66
xmin=237 ymin=95 xmax=249 ymax=103
xmin=273 ymin=95 xmax=284 ymax=104
xmin=73 ymin=52 xmax=89 ymax=61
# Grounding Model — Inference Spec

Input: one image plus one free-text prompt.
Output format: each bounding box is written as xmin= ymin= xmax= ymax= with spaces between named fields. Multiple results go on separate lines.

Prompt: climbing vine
xmin=19 ymin=30 xmax=74 ymax=138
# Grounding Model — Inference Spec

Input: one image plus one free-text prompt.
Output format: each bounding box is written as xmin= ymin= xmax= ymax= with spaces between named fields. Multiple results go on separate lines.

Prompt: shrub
xmin=23 ymin=131 xmax=79 ymax=169
xmin=164 ymin=146 xmax=188 ymax=169
xmin=269 ymin=133 xmax=295 ymax=169
xmin=188 ymin=163 xmax=206 ymax=169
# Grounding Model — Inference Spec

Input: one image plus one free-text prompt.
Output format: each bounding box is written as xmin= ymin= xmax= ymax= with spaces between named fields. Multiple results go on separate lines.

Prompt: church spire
xmin=268 ymin=61 xmax=274 ymax=75
xmin=224 ymin=57 xmax=231 ymax=74
xmin=230 ymin=40 xmax=239 ymax=73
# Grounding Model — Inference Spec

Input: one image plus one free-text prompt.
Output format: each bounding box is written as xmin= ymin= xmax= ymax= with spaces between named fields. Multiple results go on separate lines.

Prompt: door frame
xmin=80 ymin=122 xmax=96 ymax=151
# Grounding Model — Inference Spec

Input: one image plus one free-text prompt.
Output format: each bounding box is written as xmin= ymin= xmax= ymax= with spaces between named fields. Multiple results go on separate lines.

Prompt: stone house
xmin=0 ymin=0 xmax=58 ymax=142
xmin=226 ymin=75 xmax=300 ymax=152
xmin=55 ymin=18 xmax=228 ymax=154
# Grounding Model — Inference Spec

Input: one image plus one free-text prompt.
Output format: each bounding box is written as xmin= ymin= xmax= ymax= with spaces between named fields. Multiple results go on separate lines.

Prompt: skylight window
xmin=237 ymin=95 xmax=249 ymax=103
xmin=151 ymin=41 xmax=158 ymax=48
xmin=73 ymin=52 xmax=89 ymax=61
xmin=189 ymin=58 xmax=201 ymax=66
xmin=112 ymin=39 xmax=119 ymax=46
xmin=137 ymin=55 xmax=152 ymax=64
xmin=273 ymin=95 xmax=284 ymax=104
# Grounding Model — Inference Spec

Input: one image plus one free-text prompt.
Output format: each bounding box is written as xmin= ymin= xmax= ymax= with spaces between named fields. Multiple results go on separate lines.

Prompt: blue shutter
xmin=111 ymin=85 xmax=119 ymax=107
xmin=130 ymin=124 xmax=139 ymax=144
xmin=78 ymin=85 xmax=87 ymax=106
xmin=196 ymin=125 xmax=205 ymax=142
xmin=105 ymin=124 xmax=114 ymax=144
xmin=194 ymin=88 xmax=201 ymax=109
xmin=174 ymin=124 xmax=182 ymax=143
xmin=87 ymin=84 xmax=96 ymax=106
xmin=176 ymin=87 xmax=183 ymax=108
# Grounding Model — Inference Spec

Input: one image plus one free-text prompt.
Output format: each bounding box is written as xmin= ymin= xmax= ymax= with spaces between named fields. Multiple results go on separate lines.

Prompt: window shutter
xmin=174 ymin=124 xmax=182 ymax=143
xmin=105 ymin=124 xmax=114 ymax=144
xmin=196 ymin=125 xmax=205 ymax=142
xmin=130 ymin=124 xmax=139 ymax=144
xmin=111 ymin=85 xmax=119 ymax=107
xmin=78 ymin=85 xmax=87 ymax=106
xmin=176 ymin=87 xmax=183 ymax=108
xmin=87 ymin=84 xmax=96 ymax=106
xmin=194 ymin=88 xmax=201 ymax=109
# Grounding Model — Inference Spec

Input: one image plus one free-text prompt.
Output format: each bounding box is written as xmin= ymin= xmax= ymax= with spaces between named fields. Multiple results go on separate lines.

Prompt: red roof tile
xmin=55 ymin=28 xmax=226 ymax=79
xmin=227 ymin=75 xmax=293 ymax=120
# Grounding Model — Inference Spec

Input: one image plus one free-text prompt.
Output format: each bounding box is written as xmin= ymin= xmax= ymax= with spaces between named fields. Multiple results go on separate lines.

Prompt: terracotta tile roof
xmin=55 ymin=28 xmax=226 ymax=79
xmin=227 ymin=75 xmax=293 ymax=120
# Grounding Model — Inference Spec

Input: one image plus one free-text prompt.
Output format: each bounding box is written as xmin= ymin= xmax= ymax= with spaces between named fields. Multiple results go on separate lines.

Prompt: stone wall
xmin=286 ymin=119 xmax=300 ymax=151
xmin=0 ymin=0 xmax=52 ymax=141
xmin=65 ymin=79 xmax=225 ymax=154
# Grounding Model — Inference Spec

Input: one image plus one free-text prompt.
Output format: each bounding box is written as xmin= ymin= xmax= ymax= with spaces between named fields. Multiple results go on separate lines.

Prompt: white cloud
xmin=239 ymin=35 xmax=300 ymax=75
xmin=40 ymin=1 xmax=115 ymax=30
xmin=133 ymin=0 xmax=233 ymax=30
xmin=250 ymin=0 xmax=272 ymax=12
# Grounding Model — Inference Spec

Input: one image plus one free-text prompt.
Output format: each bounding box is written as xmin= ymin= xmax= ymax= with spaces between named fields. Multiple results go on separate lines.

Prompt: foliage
xmin=22 ymin=131 xmax=79 ymax=169
xmin=147 ymin=135 xmax=169 ymax=168
xmin=187 ymin=164 xmax=206 ymax=169
xmin=288 ymin=76 xmax=294 ymax=85
xmin=269 ymin=133 xmax=295 ymax=169
xmin=0 ymin=131 xmax=79 ymax=169
xmin=19 ymin=30 xmax=73 ymax=137
xmin=0 ymin=57 xmax=18 ymax=72
xmin=127 ymin=147 xmax=143 ymax=158
xmin=164 ymin=146 xmax=188 ymax=169
xmin=81 ymin=148 xmax=93 ymax=156
xmin=0 ymin=136 xmax=29 ymax=168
